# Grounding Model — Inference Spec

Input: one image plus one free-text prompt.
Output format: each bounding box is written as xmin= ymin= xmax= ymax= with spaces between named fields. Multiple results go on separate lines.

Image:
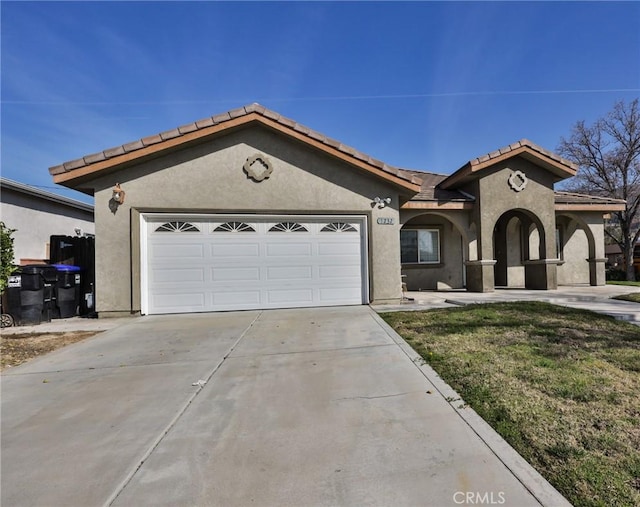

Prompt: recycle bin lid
xmin=51 ymin=264 xmax=81 ymax=272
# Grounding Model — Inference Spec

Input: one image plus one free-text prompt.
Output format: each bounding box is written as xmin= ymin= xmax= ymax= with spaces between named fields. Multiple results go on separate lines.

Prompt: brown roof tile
xmin=123 ymin=140 xmax=144 ymax=152
xmin=141 ymin=134 xmax=163 ymax=146
xmin=160 ymin=129 xmax=181 ymax=141
xmin=177 ymin=123 xmax=198 ymax=134
xmin=49 ymin=103 xmax=420 ymax=191
xmin=554 ymin=191 xmax=626 ymax=205
xmin=103 ymin=146 xmax=125 ymax=158
xmin=83 ymin=152 xmax=106 ymax=165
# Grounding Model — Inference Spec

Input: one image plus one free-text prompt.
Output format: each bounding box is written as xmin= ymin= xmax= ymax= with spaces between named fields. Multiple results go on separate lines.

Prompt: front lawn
xmin=382 ymin=302 xmax=640 ymax=507
xmin=608 ymin=281 xmax=640 ymax=286
xmin=613 ymin=293 xmax=640 ymax=303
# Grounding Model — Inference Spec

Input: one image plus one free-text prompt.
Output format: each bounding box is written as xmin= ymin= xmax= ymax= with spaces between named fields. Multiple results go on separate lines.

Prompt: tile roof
xmin=49 ymin=103 xmax=422 ymax=190
xmin=399 ymin=169 xmax=474 ymax=202
xmin=554 ymin=191 xmax=626 ymax=206
xmin=438 ymin=139 xmax=579 ymax=190
xmin=470 ymin=139 xmax=578 ymax=172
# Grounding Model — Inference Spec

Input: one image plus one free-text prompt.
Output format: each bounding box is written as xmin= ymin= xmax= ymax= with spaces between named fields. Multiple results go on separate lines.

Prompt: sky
xmin=2 ymin=1 xmax=639 ymax=204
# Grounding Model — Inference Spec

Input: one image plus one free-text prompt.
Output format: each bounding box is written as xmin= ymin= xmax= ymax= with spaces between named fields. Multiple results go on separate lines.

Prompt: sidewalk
xmin=372 ymin=284 xmax=640 ymax=324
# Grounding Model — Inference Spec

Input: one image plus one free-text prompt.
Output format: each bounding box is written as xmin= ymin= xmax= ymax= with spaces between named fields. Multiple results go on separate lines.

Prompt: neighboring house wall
xmin=0 ymin=183 xmax=94 ymax=264
xmin=89 ymin=126 xmax=403 ymax=315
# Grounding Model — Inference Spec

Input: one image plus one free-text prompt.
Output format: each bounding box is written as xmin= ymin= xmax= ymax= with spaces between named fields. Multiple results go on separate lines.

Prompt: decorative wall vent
xmin=214 ymin=222 xmax=256 ymax=232
xmin=155 ymin=221 xmax=200 ymax=232
xmin=269 ymin=222 xmax=308 ymax=232
xmin=320 ymin=222 xmax=357 ymax=232
xmin=244 ymin=153 xmax=273 ymax=182
xmin=508 ymin=170 xmax=528 ymax=192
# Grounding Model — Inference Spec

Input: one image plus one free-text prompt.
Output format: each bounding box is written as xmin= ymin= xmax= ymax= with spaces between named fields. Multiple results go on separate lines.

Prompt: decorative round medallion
xmin=243 ymin=153 xmax=273 ymax=182
xmin=508 ymin=170 xmax=528 ymax=192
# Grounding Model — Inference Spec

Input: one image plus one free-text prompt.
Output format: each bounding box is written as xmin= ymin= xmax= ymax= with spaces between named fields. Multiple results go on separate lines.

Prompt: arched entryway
xmin=400 ymin=212 xmax=468 ymax=290
xmin=556 ymin=213 xmax=604 ymax=286
xmin=493 ymin=209 xmax=555 ymax=289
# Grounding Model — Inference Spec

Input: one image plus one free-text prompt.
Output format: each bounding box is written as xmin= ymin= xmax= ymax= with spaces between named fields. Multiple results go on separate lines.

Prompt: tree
xmin=0 ymin=222 xmax=17 ymax=294
xmin=558 ymin=99 xmax=640 ymax=281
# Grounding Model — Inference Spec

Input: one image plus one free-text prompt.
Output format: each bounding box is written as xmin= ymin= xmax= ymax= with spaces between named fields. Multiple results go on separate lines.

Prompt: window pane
xmin=400 ymin=230 xmax=418 ymax=263
xmin=418 ymin=230 xmax=439 ymax=263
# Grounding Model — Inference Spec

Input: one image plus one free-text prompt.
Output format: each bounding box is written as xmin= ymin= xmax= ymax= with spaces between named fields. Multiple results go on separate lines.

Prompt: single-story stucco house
xmin=49 ymin=103 xmax=625 ymax=317
xmin=1 ymin=178 xmax=95 ymax=265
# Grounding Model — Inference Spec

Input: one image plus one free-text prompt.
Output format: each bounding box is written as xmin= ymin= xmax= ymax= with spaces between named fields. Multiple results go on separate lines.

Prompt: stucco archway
xmin=400 ymin=211 xmax=468 ymax=290
xmin=555 ymin=212 xmax=604 ymax=286
xmin=492 ymin=208 xmax=556 ymax=289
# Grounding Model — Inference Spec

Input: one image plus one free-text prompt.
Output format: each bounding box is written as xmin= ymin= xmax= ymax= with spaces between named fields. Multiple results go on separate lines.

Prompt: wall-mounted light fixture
xmin=373 ymin=196 xmax=392 ymax=208
xmin=111 ymin=183 xmax=126 ymax=205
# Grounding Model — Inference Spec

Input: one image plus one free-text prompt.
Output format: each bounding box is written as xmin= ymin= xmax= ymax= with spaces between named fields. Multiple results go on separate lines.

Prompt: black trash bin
xmin=52 ymin=264 xmax=81 ymax=318
xmin=39 ymin=265 xmax=59 ymax=322
xmin=18 ymin=266 xmax=46 ymax=325
xmin=4 ymin=272 xmax=23 ymax=326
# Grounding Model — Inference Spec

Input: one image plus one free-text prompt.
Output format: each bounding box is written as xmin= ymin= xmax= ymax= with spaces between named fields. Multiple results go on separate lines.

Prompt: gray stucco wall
xmin=1 ymin=191 xmax=94 ymax=263
xmin=90 ymin=126 xmax=405 ymax=315
xmin=399 ymin=212 xmax=465 ymax=290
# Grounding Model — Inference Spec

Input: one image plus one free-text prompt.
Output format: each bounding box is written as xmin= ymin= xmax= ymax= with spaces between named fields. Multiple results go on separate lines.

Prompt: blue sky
xmin=2 ymin=1 xmax=639 ymax=204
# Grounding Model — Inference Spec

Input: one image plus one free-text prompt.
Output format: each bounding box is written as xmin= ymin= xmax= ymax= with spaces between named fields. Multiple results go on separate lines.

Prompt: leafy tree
xmin=0 ymin=222 xmax=17 ymax=294
xmin=558 ymin=99 xmax=640 ymax=281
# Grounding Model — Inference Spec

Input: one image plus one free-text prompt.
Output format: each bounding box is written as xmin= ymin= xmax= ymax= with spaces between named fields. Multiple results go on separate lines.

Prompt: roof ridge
xmin=49 ymin=103 xmax=419 ymax=188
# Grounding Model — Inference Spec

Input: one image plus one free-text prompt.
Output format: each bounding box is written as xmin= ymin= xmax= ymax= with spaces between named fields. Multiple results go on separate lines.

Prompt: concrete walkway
xmin=1 ymin=307 xmax=569 ymax=507
xmin=373 ymin=284 xmax=640 ymax=324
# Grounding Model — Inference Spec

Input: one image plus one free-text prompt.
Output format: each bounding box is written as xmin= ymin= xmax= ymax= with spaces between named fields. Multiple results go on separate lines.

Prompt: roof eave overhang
xmin=439 ymin=146 xmax=577 ymax=190
xmin=51 ymin=113 xmax=421 ymax=195
xmin=555 ymin=203 xmax=626 ymax=212
xmin=401 ymin=201 xmax=474 ymax=210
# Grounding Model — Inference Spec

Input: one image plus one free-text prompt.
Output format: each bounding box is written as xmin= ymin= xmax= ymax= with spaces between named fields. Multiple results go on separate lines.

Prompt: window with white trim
xmin=400 ymin=229 xmax=440 ymax=264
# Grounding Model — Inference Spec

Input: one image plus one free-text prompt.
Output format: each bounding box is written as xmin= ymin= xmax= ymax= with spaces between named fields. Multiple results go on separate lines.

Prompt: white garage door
xmin=142 ymin=215 xmax=367 ymax=314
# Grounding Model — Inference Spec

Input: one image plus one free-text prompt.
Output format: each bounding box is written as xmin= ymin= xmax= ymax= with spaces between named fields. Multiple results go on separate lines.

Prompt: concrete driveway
xmin=1 ymin=306 xmax=568 ymax=506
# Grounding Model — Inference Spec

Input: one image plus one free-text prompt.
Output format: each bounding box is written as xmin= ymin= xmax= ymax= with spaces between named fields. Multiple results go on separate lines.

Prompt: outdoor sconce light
xmin=111 ymin=183 xmax=126 ymax=205
xmin=373 ymin=196 xmax=391 ymax=208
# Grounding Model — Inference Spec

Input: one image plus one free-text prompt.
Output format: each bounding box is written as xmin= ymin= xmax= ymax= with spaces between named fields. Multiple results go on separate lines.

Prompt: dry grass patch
xmin=1 ymin=331 xmax=99 ymax=371
xmin=382 ymin=302 xmax=640 ymax=507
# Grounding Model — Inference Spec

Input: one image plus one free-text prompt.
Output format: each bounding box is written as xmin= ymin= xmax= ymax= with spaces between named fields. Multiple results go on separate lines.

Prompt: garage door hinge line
xmin=103 ymin=311 xmax=263 ymax=507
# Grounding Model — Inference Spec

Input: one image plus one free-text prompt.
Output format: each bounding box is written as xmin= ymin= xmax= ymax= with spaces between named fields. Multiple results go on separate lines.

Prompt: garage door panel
xmin=211 ymin=267 xmax=260 ymax=282
xmin=151 ymin=292 xmax=206 ymax=311
xmin=266 ymin=242 xmax=312 ymax=257
xmin=152 ymin=267 xmax=206 ymax=284
xmin=211 ymin=243 xmax=260 ymax=258
xmin=319 ymin=287 xmax=362 ymax=302
xmin=318 ymin=242 xmax=360 ymax=255
xmin=145 ymin=216 xmax=366 ymax=314
xmin=150 ymin=243 xmax=205 ymax=259
xmin=266 ymin=266 xmax=313 ymax=281
xmin=267 ymin=288 xmax=314 ymax=304
xmin=318 ymin=265 xmax=361 ymax=279
xmin=212 ymin=291 xmax=261 ymax=306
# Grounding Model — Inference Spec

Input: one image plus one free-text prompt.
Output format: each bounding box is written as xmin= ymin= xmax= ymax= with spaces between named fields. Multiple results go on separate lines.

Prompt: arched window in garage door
xmin=154 ymin=221 xmax=200 ymax=232
xmin=320 ymin=222 xmax=357 ymax=232
xmin=213 ymin=222 xmax=256 ymax=232
xmin=268 ymin=222 xmax=308 ymax=233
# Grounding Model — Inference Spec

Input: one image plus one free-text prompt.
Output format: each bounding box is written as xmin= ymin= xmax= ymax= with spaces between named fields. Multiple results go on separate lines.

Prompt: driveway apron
xmin=3 ymin=307 xmax=553 ymax=506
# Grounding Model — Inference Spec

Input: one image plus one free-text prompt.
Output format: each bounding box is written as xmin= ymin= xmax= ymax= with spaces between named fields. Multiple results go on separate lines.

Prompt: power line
xmin=2 ymin=88 xmax=639 ymax=106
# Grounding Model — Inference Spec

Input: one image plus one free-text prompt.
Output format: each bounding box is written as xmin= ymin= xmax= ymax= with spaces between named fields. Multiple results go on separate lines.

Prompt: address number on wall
xmin=377 ymin=217 xmax=395 ymax=225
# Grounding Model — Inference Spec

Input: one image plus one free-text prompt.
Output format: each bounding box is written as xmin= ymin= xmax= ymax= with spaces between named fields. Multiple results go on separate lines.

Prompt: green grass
xmin=613 ymin=293 xmax=640 ymax=303
xmin=382 ymin=302 xmax=640 ymax=507
xmin=608 ymin=281 xmax=640 ymax=286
